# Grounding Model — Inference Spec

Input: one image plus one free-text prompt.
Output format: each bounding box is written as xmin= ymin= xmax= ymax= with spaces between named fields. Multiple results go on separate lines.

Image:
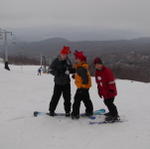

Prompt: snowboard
xmin=33 ymin=108 xmax=106 ymax=119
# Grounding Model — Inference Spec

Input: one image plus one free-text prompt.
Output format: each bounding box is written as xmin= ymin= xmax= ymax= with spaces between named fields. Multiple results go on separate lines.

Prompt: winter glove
xmin=72 ymin=74 xmax=75 ymax=79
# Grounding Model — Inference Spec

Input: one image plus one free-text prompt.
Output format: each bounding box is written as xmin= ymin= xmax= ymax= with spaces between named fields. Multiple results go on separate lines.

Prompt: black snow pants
xmin=49 ymin=84 xmax=71 ymax=113
xmin=72 ymin=88 xmax=93 ymax=116
xmin=104 ymin=98 xmax=118 ymax=117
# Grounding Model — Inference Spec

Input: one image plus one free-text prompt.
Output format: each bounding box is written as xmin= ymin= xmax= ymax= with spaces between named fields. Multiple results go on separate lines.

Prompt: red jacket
xmin=95 ymin=66 xmax=117 ymax=99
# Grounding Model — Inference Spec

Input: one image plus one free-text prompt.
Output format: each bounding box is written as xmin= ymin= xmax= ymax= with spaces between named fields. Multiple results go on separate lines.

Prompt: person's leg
xmin=71 ymin=89 xmax=82 ymax=118
xmin=82 ymin=89 xmax=93 ymax=116
xmin=104 ymin=98 xmax=118 ymax=117
xmin=62 ymin=84 xmax=71 ymax=115
xmin=49 ymin=84 xmax=62 ymax=115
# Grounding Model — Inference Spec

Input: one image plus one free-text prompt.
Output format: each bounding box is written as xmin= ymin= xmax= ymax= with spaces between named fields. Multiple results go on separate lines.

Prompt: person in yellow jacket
xmin=71 ymin=51 xmax=93 ymax=119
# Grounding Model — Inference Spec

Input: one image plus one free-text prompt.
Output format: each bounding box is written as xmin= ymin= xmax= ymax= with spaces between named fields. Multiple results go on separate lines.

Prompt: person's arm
xmin=107 ymin=69 xmax=116 ymax=92
xmin=96 ymin=77 xmax=102 ymax=98
xmin=76 ymin=67 xmax=88 ymax=84
xmin=49 ymin=59 xmax=58 ymax=76
xmin=66 ymin=58 xmax=76 ymax=74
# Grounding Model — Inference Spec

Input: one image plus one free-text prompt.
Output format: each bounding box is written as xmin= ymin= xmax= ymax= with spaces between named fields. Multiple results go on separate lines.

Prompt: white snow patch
xmin=0 ymin=64 xmax=150 ymax=149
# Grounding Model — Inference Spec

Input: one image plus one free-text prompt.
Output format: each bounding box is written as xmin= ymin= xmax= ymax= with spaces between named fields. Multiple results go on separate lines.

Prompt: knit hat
xmin=74 ymin=50 xmax=87 ymax=62
xmin=94 ymin=57 xmax=103 ymax=65
xmin=60 ymin=46 xmax=71 ymax=55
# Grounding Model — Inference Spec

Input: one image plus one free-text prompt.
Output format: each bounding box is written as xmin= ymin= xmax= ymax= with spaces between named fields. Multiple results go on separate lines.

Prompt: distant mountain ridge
xmin=0 ymin=37 xmax=150 ymax=82
xmin=2 ymin=36 xmax=149 ymax=59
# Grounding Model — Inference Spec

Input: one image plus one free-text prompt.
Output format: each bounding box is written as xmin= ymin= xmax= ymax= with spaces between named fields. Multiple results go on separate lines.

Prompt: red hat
xmin=74 ymin=50 xmax=87 ymax=61
xmin=60 ymin=46 xmax=71 ymax=55
xmin=94 ymin=57 xmax=103 ymax=64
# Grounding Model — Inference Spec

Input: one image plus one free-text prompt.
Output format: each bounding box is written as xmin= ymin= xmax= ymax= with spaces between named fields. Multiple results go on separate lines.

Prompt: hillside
xmin=0 ymin=64 xmax=150 ymax=149
xmin=0 ymin=37 xmax=150 ymax=82
xmin=1 ymin=37 xmax=150 ymax=58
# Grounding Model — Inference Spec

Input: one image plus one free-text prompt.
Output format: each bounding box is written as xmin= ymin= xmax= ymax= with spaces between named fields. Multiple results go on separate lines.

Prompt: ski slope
xmin=0 ymin=64 xmax=150 ymax=149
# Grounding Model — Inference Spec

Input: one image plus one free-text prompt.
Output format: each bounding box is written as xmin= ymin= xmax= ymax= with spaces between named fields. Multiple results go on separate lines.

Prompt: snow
xmin=0 ymin=64 xmax=150 ymax=149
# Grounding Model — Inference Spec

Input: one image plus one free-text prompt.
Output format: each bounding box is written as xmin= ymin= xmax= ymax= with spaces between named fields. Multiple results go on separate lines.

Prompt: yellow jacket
xmin=74 ymin=62 xmax=92 ymax=89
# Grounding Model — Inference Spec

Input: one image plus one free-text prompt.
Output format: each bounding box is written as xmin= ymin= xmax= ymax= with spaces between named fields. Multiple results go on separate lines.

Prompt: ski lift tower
xmin=0 ymin=28 xmax=12 ymax=70
xmin=42 ymin=56 xmax=47 ymax=73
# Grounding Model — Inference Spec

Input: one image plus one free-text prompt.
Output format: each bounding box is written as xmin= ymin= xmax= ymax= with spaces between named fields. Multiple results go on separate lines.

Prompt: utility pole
xmin=0 ymin=28 xmax=3 ymax=40
xmin=42 ymin=56 xmax=47 ymax=73
xmin=40 ymin=54 xmax=43 ymax=67
xmin=0 ymin=29 xmax=12 ymax=70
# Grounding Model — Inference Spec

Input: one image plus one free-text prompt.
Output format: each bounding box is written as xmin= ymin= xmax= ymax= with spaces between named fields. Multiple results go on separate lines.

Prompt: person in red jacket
xmin=94 ymin=57 xmax=119 ymax=122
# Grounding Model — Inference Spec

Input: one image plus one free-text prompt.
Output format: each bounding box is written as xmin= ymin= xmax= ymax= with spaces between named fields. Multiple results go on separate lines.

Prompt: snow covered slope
xmin=0 ymin=64 xmax=150 ymax=149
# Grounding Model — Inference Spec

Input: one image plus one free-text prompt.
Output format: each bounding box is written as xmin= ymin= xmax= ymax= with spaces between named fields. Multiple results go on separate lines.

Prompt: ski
xmin=89 ymin=119 xmax=124 ymax=125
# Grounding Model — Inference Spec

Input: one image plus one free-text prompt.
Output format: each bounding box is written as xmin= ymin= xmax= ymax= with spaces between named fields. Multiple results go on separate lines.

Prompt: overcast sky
xmin=1 ymin=0 xmax=150 ymax=41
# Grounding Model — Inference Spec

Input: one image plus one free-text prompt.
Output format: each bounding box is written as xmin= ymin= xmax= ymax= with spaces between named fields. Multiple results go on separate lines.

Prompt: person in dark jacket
xmin=48 ymin=46 xmax=74 ymax=116
xmin=37 ymin=67 xmax=42 ymax=75
xmin=71 ymin=51 xmax=93 ymax=119
xmin=94 ymin=57 xmax=119 ymax=122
